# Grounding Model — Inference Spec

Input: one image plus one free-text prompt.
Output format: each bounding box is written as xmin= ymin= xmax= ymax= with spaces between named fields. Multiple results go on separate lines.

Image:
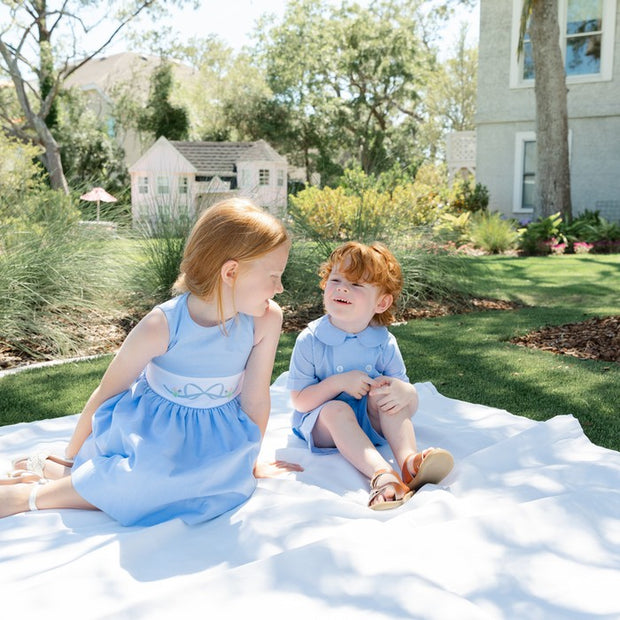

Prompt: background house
xmin=475 ymin=0 xmax=619 ymax=221
xmin=64 ymin=52 xmax=194 ymax=167
xmin=128 ymin=136 xmax=288 ymax=219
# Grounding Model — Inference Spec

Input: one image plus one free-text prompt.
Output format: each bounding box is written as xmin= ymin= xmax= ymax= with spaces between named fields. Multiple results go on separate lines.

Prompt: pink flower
xmin=573 ymin=242 xmax=593 ymax=254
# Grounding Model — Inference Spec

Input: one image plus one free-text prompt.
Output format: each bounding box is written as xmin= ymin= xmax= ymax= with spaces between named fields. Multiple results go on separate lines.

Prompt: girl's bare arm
xmin=66 ymin=309 xmax=169 ymax=458
xmin=240 ymin=300 xmax=283 ymax=437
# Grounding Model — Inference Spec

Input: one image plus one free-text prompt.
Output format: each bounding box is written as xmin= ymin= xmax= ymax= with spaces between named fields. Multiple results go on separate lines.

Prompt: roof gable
xmin=129 ymin=136 xmax=195 ymax=172
xmin=238 ymin=140 xmax=287 ymax=163
xmin=170 ymin=140 xmax=287 ymax=175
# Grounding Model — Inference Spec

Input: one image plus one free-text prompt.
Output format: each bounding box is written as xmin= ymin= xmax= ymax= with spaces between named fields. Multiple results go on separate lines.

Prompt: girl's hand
xmin=254 ymin=460 xmax=304 ymax=478
xmin=369 ymin=378 xmax=418 ymax=415
xmin=341 ymin=370 xmax=376 ymax=400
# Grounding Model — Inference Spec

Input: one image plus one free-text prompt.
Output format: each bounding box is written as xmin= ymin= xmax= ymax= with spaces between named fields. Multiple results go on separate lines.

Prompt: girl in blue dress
xmin=1 ymin=198 xmax=301 ymax=525
xmin=288 ymin=242 xmax=453 ymax=510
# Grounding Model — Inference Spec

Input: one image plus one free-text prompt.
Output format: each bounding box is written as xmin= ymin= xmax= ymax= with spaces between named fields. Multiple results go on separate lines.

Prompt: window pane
xmin=524 ymin=141 xmax=537 ymax=174
xmin=157 ymin=177 xmax=169 ymax=194
xmin=566 ymin=0 xmax=603 ymax=75
xmin=522 ymin=38 xmax=535 ymax=80
xmin=523 ymin=176 xmax=536 ymax=210
xmin=566 ymin=34 xmax=601 ymax=74
xmin=522 ymin=140 xmax=536 ymax=210
xmin=566 ymin=0 xmax=602 ymax=34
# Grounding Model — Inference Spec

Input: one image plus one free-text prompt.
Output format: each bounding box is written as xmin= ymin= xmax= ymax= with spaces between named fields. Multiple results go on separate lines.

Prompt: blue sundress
xmin=71 ymin=293 xmax=261 ymax=526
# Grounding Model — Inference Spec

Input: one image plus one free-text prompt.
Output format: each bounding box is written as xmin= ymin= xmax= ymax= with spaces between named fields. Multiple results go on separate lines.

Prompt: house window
xmin=277 ymin=169 xmax=285 ymax=187
xmin=513 ymin=130 xmax=572 ymax=214
xmin=566 ymin=0 xmax=604 ymax=75
xmin=138 ymin=176 xmax=149 ymax=194
xmin=522 ymin=140 xmax=537 ymax=211
xmin=511 ymin=0 xmax=615 ymax=86
xmin=513 ymin=132 xmax=537 ymax=213
xmin=259 ymin=169 xmax=270 ymax=186
xmin=178 ymin=176 xmax=189 ymax=195
xmin=157 ymin=176 xmax=170 ymax=195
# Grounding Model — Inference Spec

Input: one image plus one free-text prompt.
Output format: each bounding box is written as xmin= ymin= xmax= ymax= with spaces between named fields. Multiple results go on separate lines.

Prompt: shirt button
xmin=336 ymin=365 xmax=344 ymax=372
xmin=365 ymin=365 xmax=373 ymax=372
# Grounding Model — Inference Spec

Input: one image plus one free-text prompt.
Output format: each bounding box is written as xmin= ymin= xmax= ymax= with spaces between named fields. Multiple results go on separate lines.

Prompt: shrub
xmin=433 ymin=211 xmax=472 ymax=246
xmin=518 ymin=212 xmax=565 ymax=255
xmin=279 ymin=241 xmax=324 ymax=312
xmin=0 ymin=134 xmax=45 ymax=216
xmin=561 ymin=209 xmax=601 ymax=243
xmin=289 ymin=167 xmax=448 ymax=245
xmin=396 ymin=239 xmax=474 ymax=312
xmin=0 ymin=193 xmax=120 ymax=358
xmin=448 ymin=178 xmax=489 ymax=214
xmin=132 ymin=202 xmax=195 ymax=305
xmin=279 ymin=233 xmax=475 ymax=323
xmin=586 ymin=218 xmax=620 ymax=253
xmin=469 ymin=211 xmax=519 ymax=254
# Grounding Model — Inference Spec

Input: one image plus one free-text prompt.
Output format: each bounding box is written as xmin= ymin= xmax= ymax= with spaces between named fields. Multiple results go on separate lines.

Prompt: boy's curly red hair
xmin=319 ymin=241 xmax=403 ymax=326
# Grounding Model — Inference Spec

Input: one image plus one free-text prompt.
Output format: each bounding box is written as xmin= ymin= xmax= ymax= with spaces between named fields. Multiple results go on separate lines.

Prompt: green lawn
xmin=1 ymin=254 xmax=618 ymax=451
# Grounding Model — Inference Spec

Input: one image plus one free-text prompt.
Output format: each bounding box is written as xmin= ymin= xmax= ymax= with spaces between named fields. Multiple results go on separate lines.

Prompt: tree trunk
xmin=530 ymin=0 xmax=572 ymax=220
xmin=42 ymin=136 xmax=70 ymax=194
xmin=33 ymin=115 xmax=69 ymax=193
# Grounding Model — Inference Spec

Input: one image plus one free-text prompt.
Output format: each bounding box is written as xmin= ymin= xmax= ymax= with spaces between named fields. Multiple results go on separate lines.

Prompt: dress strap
xmin=145 ymin=363 xmax=244 ymax=408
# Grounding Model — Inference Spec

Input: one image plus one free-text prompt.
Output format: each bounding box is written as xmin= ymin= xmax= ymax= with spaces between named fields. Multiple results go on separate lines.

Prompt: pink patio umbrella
xmin=80 ymin=187 xmax=117 ymax=221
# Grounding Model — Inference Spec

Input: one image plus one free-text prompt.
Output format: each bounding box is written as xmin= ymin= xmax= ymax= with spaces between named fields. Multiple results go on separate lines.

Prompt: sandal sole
xmin=407 ymin=449 xmax=454 ymax=492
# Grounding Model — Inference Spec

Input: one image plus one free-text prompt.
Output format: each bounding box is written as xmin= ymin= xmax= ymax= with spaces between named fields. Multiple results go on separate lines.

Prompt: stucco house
xmin=128 ymin=136 xmax=288 ymax=219
xmin=474 ymin=0 xmax=620 ymax=221
xmin=64 ymin=52 xmax=194 ymax=167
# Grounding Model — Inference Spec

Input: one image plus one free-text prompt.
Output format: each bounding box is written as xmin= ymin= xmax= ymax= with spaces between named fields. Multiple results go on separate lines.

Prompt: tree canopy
xmin=0 ymin=0 xmax=189 ymax=192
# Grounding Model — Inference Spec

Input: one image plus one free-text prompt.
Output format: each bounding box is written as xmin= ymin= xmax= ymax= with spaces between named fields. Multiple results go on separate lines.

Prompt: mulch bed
xmin=510 ymin=315 xmax=620 ymax=363
xmin=2 ymin=301 xmax=618 ymax=372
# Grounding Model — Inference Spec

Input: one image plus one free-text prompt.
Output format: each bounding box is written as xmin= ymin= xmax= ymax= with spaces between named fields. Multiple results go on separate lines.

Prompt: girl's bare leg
xmin=0 ymin=476 xmax=97 ymax=518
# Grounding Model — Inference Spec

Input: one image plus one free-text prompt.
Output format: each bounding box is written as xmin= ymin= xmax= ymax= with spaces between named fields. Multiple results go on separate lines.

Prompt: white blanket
xmin=1 ymin=372 xmax=619 ymax=619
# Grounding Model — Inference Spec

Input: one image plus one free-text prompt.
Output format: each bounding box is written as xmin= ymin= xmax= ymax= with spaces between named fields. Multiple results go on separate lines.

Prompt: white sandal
xmin=28 ymin=481 xmax=47 ymax=511
xmin=9 ymin=453 xmax=74 ymax=481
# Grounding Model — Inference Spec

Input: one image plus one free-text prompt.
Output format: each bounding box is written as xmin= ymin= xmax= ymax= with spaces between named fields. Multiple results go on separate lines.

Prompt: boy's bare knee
xmin=320 ymin=400 xmax=355 ymax=425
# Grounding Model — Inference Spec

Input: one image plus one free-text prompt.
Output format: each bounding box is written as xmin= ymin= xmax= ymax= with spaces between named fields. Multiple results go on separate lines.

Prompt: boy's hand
xmin=340 ymin=370 xmax=376 ymax=399
xmin=369 ymin=377 xmax=418 ymax=414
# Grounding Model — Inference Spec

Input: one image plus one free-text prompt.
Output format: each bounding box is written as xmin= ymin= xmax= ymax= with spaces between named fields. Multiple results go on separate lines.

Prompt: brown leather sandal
xmin=368 ymin=468 xmax=413 ymax=511
xmin=401 ymin=448 xmax=454 ymax=492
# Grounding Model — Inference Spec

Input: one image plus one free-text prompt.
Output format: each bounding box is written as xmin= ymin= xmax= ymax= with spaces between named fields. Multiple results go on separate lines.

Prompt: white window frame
xmin=277 ymin=169 xmax=285 ymax=187
xmin=259 ymin=169 xmax=270 ymax=186
xmin=178 ymin=175 xmax=189 ymax=195
xmin=513 ymin=130 xmax=573 ymax=214
xmin=157 ymin=176 xmax=170 ymax=195
xmin=138 ymin=176 xmax=149 ymax=194
xmin=510 ymin=0 xmax=616 ymax=88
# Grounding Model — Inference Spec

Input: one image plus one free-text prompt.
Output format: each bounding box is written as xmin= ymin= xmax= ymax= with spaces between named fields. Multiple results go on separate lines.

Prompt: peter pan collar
xmin=310 ymin=314 xmax=388 ymax=347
